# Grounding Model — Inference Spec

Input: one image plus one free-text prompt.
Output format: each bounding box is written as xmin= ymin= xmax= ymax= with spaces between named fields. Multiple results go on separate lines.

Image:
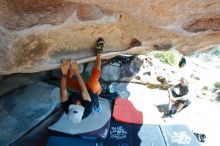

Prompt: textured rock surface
xmin=0 ymin=75 xmax=60 ymax=146
xmin=101 ymin=55 xmax=182 ymax=89
xmin=101 ymin=52 xmax=220 ymax=101
xmin=0 ymin=0 xmax=220 ymax=74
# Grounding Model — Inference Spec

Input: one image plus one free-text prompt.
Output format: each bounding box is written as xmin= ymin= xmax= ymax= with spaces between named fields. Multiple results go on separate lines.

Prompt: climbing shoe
xmin=170 ymin=110 xmax=178 ymax=118
xmin=194 ymin=132 xmax=206 ymax=143
xmin=163 ymin=110 xmax=173 ymax=118
xmin=163 ymin=109 xmax=177 ymax=118
xmin=96 ymin=38 xmax=105 ymax=53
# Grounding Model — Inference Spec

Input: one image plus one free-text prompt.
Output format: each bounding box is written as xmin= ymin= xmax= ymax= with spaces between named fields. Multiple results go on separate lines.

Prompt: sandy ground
xmin=113 ymin=82 xmax=220 ymax=146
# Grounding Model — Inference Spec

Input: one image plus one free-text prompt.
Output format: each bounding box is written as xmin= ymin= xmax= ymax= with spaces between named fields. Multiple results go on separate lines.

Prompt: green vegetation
xmin=153 ymin=51 xmax=177 ymax=65
xmin=214 ymin=82 xmax=220 ymax=90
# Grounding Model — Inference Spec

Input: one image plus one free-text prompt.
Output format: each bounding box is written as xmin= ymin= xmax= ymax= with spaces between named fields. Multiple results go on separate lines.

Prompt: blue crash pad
xmin=160 ymin=124 xmax=201 ymax=146
xmin=46 ymin=136 xmax=103 ymax=146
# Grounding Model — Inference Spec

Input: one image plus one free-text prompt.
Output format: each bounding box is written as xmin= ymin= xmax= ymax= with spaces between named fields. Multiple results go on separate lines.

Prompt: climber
xmin=165 ymin=77 xmax=191 ymax=117
xmin=59 ymin=38 xmax=105 ymax=123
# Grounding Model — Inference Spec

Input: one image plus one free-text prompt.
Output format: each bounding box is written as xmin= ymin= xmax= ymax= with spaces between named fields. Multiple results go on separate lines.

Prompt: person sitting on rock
xmin=165 ymin=77 xmax=191 ymax=117
xmin=60 ymin=38 xmax=105 ymax=123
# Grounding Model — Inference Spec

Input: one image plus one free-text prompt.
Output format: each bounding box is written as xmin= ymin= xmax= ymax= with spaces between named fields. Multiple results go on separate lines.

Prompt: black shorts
xmin=171 ymin=90 xmax=191 ymax=107
xmin=175 ymin=100 xmax=191 ymax=107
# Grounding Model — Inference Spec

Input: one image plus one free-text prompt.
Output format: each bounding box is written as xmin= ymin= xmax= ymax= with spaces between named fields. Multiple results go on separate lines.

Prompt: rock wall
xmin=0 ymin=0 xmax=220 ymax=74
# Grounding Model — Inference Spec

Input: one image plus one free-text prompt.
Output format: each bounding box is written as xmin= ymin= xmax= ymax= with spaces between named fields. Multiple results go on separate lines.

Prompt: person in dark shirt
xmin=165 ymin=77 xmax=191 ymax=117
xmin=60 ymin=38 xmax=104 ymax=123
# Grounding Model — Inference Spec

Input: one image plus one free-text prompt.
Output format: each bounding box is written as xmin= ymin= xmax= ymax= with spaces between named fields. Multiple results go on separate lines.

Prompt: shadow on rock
xmin=101 ymin=55 xmax=142 ymax=98
xmin=215 ymin=91 xmax=220 ymax=101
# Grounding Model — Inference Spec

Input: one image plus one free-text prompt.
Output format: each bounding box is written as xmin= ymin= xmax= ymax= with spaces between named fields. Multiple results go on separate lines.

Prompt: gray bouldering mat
xmin=0 ymin=79 xmax=60 ymax=146
xmin=138 ymin=125 xmax=166 ymax=146
xmin=160 ymin=124 xmax=201 ymax=146
xmin=48 ymin=98 xmax=111 ymax=135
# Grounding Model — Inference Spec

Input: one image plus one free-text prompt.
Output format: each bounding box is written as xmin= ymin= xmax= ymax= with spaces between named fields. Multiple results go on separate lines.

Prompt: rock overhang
xmin=0 ymin=0 xmax=220 ymax=75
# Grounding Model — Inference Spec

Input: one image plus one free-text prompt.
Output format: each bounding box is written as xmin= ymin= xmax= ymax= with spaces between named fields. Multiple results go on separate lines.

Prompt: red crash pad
xmin=113 ymin=98 xmax=143 ymax=124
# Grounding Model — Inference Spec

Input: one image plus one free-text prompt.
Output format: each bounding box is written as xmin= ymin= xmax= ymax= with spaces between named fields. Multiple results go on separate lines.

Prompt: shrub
xmin=214 ymin=82 xmax=220 ymax=90
xmin=153 ymin=51 xmax=177 ymax=65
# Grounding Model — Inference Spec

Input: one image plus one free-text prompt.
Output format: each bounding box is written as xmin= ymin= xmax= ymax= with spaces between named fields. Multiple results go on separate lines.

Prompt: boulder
xmin=0 ymin=0 xmax=220 ymax=74
xmin=101 ymin=55 xmax=182 ymax=89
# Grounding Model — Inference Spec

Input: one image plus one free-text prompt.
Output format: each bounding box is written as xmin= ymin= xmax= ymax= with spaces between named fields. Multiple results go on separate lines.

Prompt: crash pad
xmin=46 ymin=136 xmax=103 ymax=146
xmin=104 ymin=120 xmax=200 ymax=146
xmin=0 ymin=77 xmax=60 ymax=146
xmin=113 ymin=98 xmax=143 ymax=124
xmin=48 ymin=98 xmax=111 ymax=139
xmin=160 ymin=124 xmax=201 ymax=146
xmin=104 ymin=119 xmax=166 ymax=146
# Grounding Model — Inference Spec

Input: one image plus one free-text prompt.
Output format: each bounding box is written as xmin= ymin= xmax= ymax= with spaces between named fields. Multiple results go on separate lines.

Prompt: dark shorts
xmin=171 ymin=90 xmax=191 ymax=107
xmin=175 ymin=100 xmax=191 ymax=107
